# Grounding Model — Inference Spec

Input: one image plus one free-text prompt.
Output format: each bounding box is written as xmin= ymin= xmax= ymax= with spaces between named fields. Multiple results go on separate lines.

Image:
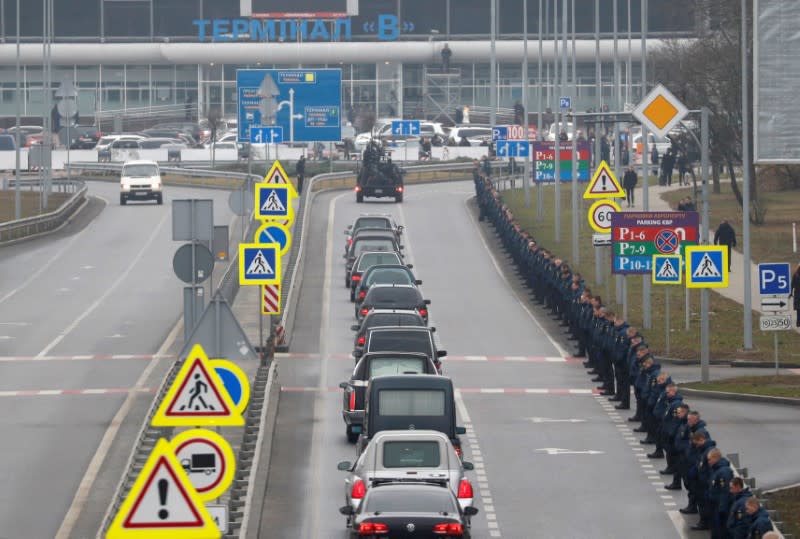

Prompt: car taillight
xmin=454 ymin=445 xmax=463 ymax=459
xmin=360 ymin=308 xmax=369 ymax=316
xmin=358 ymin=290 xmax=367 ymax=299
xmin=457 ymin=479 xmax=473 ymax=499
xmin=355 ymin=185 xmax=362 ymax=192
xmin=358 ymin=522 xmax=388 ymax=535
xmin=352 ymin=274 xmax=361 ymax=282
xmin=349 ymin=391 xmax=356 ymax=411
xmin=396 ymin=186 xmax=404 ymax=192
xmin=348 ymin=237 xmax=353 ymax=245
xmin=351 ymin=479 xmax=366 ymax=499
xmin=433 ymin=523 xmax=464 ymax=536
xmin=357 ymin=336 xmax=366 ymax=346
xmin=419 ymin=308 xmax=428 ymax=318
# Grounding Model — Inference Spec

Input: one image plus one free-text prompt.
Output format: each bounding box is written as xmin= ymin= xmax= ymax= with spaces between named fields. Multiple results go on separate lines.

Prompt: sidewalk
xmin=626 ymin=180 xmax=800 ymax=337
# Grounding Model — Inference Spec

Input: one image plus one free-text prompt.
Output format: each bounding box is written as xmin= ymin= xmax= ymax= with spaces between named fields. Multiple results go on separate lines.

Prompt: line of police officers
xmin=473 ymin=167 xmax=778 ymax=539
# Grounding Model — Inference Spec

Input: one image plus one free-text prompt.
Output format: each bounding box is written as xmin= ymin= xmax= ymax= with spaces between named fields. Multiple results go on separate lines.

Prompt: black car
xmin=339 ymin=351 xmax=438 ymax=443
xmin=351 ymin=309 xmax=427 ymax=352
xmin=344 ymin=235 xmax=403 ymax=287
xmin=355 ymin=264 xmax=421 ymax=305
xmin=348 ymin=251 xmax=405 ymax=301
xmin=357 ymin=284 xmax=429 ymax=323
xmin=63 ymin=125 xmax=103 ymax=149
xmin=344 ymin=215 xmax=402 ymax=253
xmin=358 ymin=374 xmax=465 ymax=457
xmin=340 ymin=483 xmax=477 ymax=537
xmin=359 ymin=326 xmax=446 ymax=372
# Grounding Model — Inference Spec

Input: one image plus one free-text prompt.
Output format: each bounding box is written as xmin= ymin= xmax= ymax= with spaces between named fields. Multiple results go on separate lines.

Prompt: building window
xmin=55 ymin=0 xmax=101 ymax=37
xmin=104 ymin=0 xmax=150 ymax=38
xmin=154 ymin=0 xmax=199 ymax=37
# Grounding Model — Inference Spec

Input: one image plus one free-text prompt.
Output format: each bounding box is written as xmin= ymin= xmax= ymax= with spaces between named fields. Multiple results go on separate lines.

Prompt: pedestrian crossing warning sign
xmin=239 ymin=243 xmax=280 ymax=285
xmin=685 ymin=246 xmax=729 ymax=288
xmin=263 ymin=160 xmax=298 ymax=198
xmin=255 ymin=184 xmax=294 ymax=222
xmin=583 ymin=160 xmax=625 ymax=199
xmin=152 ymin=344 xmax=245 ymax=427
xmin=651 ymin=254 xmax=682 ymax=285
xmin=106 ymin=439 xmax=220 ymax=539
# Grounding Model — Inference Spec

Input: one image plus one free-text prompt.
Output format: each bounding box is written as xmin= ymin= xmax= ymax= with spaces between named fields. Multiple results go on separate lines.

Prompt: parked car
xmin=0 ymin=134 xmax=16 ymax=151
xmin=357 ymin=283 xmax=430 ymax=323
xmin=339 ymin=351 xmax=438 ymax=442
xmin=6 ymin=126 xmax=43 ymax=147
xmin=95 ymin=134 xmax=145 ymax=152
xmin=339 ymin=482 xmax=477 ymax=537
xmin=337 ymin=430 xmax=474 ymax=515
xmin=447 ymin=126 xmax=493 ymax=146
xmin=137 ymin=137 xmax=185 ymax=149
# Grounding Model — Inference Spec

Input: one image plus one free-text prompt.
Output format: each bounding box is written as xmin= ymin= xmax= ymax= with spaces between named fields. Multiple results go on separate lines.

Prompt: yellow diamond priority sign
xmin=632 ymin=83 xmax=689 ymax=139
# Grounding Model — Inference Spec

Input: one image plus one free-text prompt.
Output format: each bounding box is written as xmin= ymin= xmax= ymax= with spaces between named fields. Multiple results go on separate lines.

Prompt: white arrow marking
xmin=0 ymin=336 xmax=15 ymax=340
xmin=82 ymin=265 xmax=94 ymax=270
xmin=535 ymin=447 xmax=604 ymax=455
xmin=106 ymin=334 xmax=126 ymax=339
xmin=0 ymin=322 xmax=29 ymax=326
xmin=528 ymin=417 xmax=586 ymax=424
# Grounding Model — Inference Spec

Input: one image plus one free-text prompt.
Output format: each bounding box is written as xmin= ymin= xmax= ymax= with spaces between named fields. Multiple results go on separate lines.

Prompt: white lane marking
xmin=305 ymin=191 xmax=346 ymax=539
xmin=462 ymin=196 xmax=570 ymax=358
xmin=0 ymin=322 xmax=29 ymax=326
xmin=668 ymin=510 xmax=691 ymax=539
xmin=455 ymin=389 xmax=502 ymax=538
xmin=0 ymin=197 xmax=107 ymax=305
xmin=54 ymin=315 xmax=181 ymax=539
xmin=36 ymin=209 xmax=170 ymax=358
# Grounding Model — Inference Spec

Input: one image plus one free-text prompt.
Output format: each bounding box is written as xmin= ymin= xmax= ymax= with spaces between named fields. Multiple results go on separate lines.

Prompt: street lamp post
xmin=14 ymin=0 xmax=21 ymax=220
xmin=741 ymin=0 xmax=753 ymax=350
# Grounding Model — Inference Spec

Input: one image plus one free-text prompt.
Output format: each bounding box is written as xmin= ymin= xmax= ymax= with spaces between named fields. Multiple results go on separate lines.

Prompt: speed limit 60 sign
xmin=587 ymin=199 xmax=621 ymax=234
xmin=759 ymin=315 xmax=792 ymax=331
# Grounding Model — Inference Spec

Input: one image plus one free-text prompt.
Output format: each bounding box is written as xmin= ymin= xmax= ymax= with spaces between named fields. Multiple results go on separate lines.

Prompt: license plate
xmin=374 ymin=189 xmax=383 ymax=194
xmin=133 ymin=191 xmax=148 ymax=196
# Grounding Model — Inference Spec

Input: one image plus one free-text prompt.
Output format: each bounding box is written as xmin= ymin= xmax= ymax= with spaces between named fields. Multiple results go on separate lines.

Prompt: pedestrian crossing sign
xmin=583 ymin=160 xmax=625 ymax=199
xmin=651 ymin=254 xmax=683 ymax=285
xmin=685 ymin=245 xmax=729 ymax=288
xmin=239 ymin=243 xmax=281 ymax=285
xmin=152 ymin=344 xmax=245 ymax=427
xmin=255 ymin=183 xmax=294 ymax=222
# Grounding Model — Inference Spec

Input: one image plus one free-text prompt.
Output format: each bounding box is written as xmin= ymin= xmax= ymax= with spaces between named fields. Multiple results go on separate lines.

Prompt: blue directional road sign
xmin=559 ymin=96 xmax=572 ymax=110
xmin=496 ymin=140 xmax=530 ymax=158
xmin=492 ymin=126 xmax=508 ymax=141
xmin=239 ymin=243 xmax=280 ymax=285
xmin=685 ymin=246 xmax=729 ymax=288
xmin=391 ymin=120 xmax=420 ymax=136
xmin=255 ymin=184 xmax=292 ymax=220
xmin=237 ymin=69 xmax=342 ymax=143
xmin=249 ymin=126 xmax=284 ymax=144
xmin=758 ymin=263 xmax=791 ymax=295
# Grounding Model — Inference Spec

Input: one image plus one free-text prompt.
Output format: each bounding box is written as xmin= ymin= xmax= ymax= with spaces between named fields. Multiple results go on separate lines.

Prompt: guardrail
xmin=0 ymin=178 xmax=88 ymax=243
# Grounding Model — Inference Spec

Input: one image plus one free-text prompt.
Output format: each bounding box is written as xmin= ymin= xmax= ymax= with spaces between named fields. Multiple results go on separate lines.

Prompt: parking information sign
xmin=758 ymin=263 xmax=791 ymax=295
xmin=237 ymin=69 xmax=342 ymax=143
xmin=611 ymin=211 xmax=699 ymax=274
xmin=532 ymin=141 xmax=591 ymax=182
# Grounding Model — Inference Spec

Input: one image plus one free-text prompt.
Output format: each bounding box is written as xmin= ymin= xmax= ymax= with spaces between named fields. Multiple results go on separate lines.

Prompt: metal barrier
xmin=0 ymin=178 xmax=88 ymax=243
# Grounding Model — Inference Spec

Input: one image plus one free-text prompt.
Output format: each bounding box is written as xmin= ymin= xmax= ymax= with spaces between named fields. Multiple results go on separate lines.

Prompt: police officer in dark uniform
xmin=726 ymin=477 xmax=752 ymax=539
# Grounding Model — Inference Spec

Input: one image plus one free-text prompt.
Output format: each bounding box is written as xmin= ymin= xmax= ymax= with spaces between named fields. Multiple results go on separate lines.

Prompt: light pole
xmin=523 ymin=0 xmax=531 ymax=208
xmin=490 ymin=0 xmax=497 ymax=127
xmin=741 ymin=0 xmax=753 ymax=349
xmin=641 ymin=0 xmax=652 ymax=330
xmin=14 ymin=0 xmax=21 ymax=220
xmin=536 ymin=0 xmax=544 ymax=221
xmin=553 ymin=0 xmax=560 ymax=243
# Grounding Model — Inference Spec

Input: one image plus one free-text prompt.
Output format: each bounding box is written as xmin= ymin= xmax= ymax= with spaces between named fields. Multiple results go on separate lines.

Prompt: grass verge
xmin=766 ymin=487 xmax=800 ymax=538
xmin=0 ymin=190 xmax=70 ymax=222
xmin=501 ymin=183 xmax=800 ymax=362
xmin=681 ymin=375 xmax=800 ymax=399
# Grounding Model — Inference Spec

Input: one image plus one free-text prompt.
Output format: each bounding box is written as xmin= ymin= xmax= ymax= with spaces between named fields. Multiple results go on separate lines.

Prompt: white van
xmin=119 ymin=160 xmax=163 ymax=205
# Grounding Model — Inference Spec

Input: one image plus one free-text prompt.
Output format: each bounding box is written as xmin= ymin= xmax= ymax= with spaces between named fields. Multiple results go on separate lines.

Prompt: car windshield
xmin=353 ymin=240 xmax=395 ymax=257
xmin=366 ymin=314 xmax=424 ymax=329
xmin=363 ymin=486 xmax=457 ymax=513
xmin=357 ymin=253 xmax=402 ymax=272
xmin=367 ymin=288 xmax=420 ymax=305
xmin=368 ymin=357 xmax=427 ymax=377
xmin=0 ymin=136 xmax=14 ymax=150
xmin=354 ymin=218 xmax=391 ymax=231
xmin=369 ymin=331 xmax=432 ymax=355
xmin=383 ymin=441 xmax=441 ymax=468
xmin=365 ymin=268 xmax=413 ymax=287
xmin=378 ymin=389 xmax=445 ymax=416
xmin=123 ymin=164 xmax=158 ymax=177
xmin=97 ymin=137 xmax=116 ymax=145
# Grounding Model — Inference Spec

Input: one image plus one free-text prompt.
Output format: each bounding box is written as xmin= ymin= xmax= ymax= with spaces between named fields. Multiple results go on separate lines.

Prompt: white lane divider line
xmin=455 ymin=389 xmax=501 ymax=539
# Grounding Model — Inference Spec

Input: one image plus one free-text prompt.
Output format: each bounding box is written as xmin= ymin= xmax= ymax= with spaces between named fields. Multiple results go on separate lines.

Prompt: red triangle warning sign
xmin=151 ymin=344 xmax=244 ymax=427
xmin=583 ymin=160 xmax=625 ymax=199
xmin=263 ymin=160 xmax=298 ymax=198
xmin=106 ymin=439 xmax=220 ymax=539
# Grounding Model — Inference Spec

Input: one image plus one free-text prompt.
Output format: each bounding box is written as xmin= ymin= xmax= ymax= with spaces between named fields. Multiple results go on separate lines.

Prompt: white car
xmin=545 ymin=121 xmax=576 ymax=141
xmin=119 ymin=159 xmax=163 ymax=205
xmin=447 ymin=126 xmax=493 ymax=146
xmin=96 ymin=134 xmax=145 ymax=152
xmin=337 ymin=430 xmax=475 ymax=515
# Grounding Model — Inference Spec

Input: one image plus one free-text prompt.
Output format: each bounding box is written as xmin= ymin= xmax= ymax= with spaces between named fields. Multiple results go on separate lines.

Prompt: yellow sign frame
xmin=583 ymin=160 xmax=625 ymax=199
xmin=263 ymin=160 xmax=299 ymax=198
xmin=587 ymin=199 xmax=621 ymax=234
xmin=254 ymin=183 xmax=295 ymax=224
xmin=651 ymin=254 xmax=683 ymax=285
xmin=238 ymin=243 xmax=281 ymax=286
xmin=685 ymin=245 xmax=729 ymax=289
xmin=170 ymin=429 xmax=236 ymax=502
xmin=254 ymin=221 xmax=292 ymax=256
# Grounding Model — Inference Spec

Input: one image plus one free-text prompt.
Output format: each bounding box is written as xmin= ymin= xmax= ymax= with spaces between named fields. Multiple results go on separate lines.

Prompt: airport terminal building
xmin=0 ymin=0 xmax=696 ymax=125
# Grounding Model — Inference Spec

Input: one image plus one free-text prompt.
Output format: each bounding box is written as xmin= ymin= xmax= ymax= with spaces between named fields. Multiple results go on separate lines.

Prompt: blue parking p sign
xmin=758 ymin=263 xmax=791 ymax=295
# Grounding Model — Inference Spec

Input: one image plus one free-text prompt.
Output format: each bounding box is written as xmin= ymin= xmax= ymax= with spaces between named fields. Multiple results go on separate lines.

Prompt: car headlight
xmin=151 ymin=182 xmax=161 ymax=190
xmin=121 ymin=183 xmax=130 ymax=191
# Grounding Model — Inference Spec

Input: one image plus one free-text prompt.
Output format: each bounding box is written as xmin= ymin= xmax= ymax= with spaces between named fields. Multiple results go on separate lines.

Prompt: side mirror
xmin=339 ymin=381 xmax=349 ymax=389
xmin=462 ymin=461 xmax=474 ymax=471
xmin=406 ymin=264 xmax=414 ymax=269
xmin=463 ymin=506 xmax=479 ymax=517
xmin=339 ymin=506 xmax=355 ymax=516
xmin=397 ymin=225 xmax=404 ymax=232
xmin=456 ymin=426 xmax=467 ymax=435
xmin=353 ymin=350 xmax=363 ymax=359
xmin=436 ymin=350 xmax=447 ymax=358
xmin=430 ymin=327 xmax=436 ymax=333
xmin=350 ymin=324 xmax=360 ymax=331
xmin=423 ymin=299 xmax=431 ymax=305
xmin=337 ymin=461 xmax=352 ymax=471
xmin=415 ymin=280 xmax=423 ymax=285
xmin=399 ymin=245 xmax=405 ymax=250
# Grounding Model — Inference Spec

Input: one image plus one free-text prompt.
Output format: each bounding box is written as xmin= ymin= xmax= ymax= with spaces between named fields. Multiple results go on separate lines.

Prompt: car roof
xmin=368 ymin=325 xmax=432 ymax=332
xmin=122 ymin=159 xmax=159 ymax=166
xmin=369 ymin=283 xmax=415 ymax=290
xmin=366 ymin=308 xmax=422 ymax=316
xmin=372 ymin=429 xmax=450 ymax=443
xmin=362 ymin=351 xmax=431 ymax=360
xmin=369 ymin=374 xmax=454 ymax=389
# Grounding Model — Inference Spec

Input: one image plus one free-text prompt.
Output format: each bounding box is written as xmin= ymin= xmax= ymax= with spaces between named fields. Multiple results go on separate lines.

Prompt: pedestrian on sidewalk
xmin=295 ymin=155 xmax=306 ymax=194
xmin=791 ymin=263 xmax=800 ymax=327
xmin=623 ymin=165 xmax=638 ymax=208
xmin=713 ymin=220 xmax=737 ymax=271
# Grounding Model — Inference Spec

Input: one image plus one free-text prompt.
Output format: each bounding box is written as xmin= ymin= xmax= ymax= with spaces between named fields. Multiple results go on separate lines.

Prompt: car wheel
xmin=395 ymin=193 xmax=403 ymax=203
xmin=345 ymin=276 xmax=350 ymax=288
xmin=120 ymin=195 xmax=126 ymax=206
xmin=156 ymin=194 xmax=163 ymax=205
xmin=346 ymin=426 xmax=359 ymax=444
xmin=356 ymin=192 xmax=364 ymax=203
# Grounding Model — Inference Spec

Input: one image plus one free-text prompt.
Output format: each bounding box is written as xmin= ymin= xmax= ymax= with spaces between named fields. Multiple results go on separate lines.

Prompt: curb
xmin=658 ymin=356 xmax=800 ymax=368
xmin=679 ymin=387 xmax=800 ymax=406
